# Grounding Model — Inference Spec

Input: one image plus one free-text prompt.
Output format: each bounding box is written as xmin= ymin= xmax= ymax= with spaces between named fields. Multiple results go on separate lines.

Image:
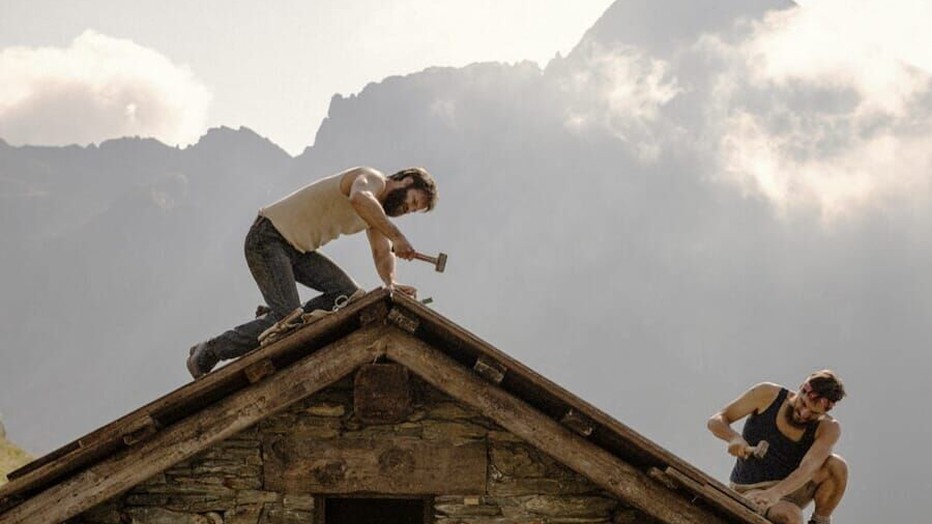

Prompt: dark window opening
xmin=322 ymin=497 xmax=429 ymax=524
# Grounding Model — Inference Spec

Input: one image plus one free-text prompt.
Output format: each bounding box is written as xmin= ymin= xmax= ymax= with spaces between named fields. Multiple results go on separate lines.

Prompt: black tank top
xmin=730 ymin=388 xmax=817 ymax=484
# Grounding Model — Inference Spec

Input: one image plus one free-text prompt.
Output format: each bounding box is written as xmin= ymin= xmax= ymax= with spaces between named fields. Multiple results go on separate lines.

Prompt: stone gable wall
xmin=78 ymin=374 xmax=651 ymax=524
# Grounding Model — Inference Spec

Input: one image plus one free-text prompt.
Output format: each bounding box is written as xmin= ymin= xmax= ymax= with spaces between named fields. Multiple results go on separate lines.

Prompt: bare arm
xmin=708 ymin=383 xmax=780 ymax=459
xmin=367 ymin=227 xmax=396 ymax=288
xmin=347 ymin=168 xmax=415 ymax=259
xmin=366 ymin=227 xmax=417 ymax=297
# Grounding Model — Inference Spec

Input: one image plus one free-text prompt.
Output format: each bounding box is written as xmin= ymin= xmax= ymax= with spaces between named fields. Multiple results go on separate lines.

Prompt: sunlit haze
xmin=0 ymin=0 xmax=614 ymax=154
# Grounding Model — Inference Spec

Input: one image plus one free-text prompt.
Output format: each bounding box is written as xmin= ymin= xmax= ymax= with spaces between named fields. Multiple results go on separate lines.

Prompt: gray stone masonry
xmin=77 ymin=374 xmax=656 ymax=523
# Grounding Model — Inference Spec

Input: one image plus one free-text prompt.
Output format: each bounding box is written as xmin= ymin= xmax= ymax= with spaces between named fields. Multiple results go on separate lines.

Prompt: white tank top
xmin=259 ymin=172 xmax=368 ymax=253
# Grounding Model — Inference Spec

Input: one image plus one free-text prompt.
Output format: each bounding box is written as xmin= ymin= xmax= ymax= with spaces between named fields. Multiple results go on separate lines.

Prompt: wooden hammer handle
xmin=412 ymin=252 xmax=437 ymax=263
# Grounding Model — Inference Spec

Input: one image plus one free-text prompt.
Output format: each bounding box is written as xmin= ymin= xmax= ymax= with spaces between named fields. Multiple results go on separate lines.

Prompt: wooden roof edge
xmin=382 ymin=328 xmax=761 ymax=524
xmin=389 ymin=293 xmax=701 ymax=467
xmin=0 ymin=325 xmax=390 ymax=524
xmin=0 ymin=288 xmax=394 ymax=505
xmin=388 ymin=293 xmax=758 ymax=519
xmin=3 ymin=288 xmax=759 ymax=523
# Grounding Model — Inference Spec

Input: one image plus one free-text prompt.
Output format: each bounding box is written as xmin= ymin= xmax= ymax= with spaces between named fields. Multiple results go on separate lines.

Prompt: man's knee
xmin=767 ymin=504 xmax=804 ymax=524
xmin=327 ymin=284 xmax=363 ymax=305
xmin=340 ymin=284 xmax=364 ymax=296
xmin=817 ymin=454 xmax=848 ymax=485
xmin=826 ymin=454 xmax=848 ymax=480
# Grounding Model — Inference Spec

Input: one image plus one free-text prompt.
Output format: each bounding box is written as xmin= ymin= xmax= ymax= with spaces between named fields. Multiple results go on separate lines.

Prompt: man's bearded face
xmin=785 ymin=385 xmax=829 ymax=429
xmin=382 ymin=187 xmax=409 ymax=217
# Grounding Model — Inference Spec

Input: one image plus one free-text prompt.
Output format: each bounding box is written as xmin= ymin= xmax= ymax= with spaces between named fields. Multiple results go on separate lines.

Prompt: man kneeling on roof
xmin=186 ymin=166 xmax=439 ymax=379
xmin=707 ymin=370 xmax=848 ymax=524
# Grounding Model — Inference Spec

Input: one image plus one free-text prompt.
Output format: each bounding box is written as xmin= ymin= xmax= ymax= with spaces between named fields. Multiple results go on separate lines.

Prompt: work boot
xmin=187 ymin=341 xmax=212 ymax=379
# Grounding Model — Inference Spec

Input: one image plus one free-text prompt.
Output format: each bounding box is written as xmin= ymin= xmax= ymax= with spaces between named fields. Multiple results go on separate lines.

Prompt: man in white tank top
xmin=186 ymin=166 xmax=439 ymax=378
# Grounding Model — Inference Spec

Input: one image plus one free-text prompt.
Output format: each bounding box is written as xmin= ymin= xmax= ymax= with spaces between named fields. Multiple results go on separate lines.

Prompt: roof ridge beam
xmin=381 ymin=329 xmax=729 ymax=524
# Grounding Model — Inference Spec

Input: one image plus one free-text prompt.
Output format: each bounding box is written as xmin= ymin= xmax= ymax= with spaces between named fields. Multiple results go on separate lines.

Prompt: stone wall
xmin=78 ymin=374 xmax=653 ymax=524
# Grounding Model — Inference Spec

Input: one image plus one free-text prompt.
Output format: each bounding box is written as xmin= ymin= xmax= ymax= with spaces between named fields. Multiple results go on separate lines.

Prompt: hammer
xmin=412 ymin=251 xmax=448 ymax=272
xmin=744 ymin=440 xmax=769 ymax=459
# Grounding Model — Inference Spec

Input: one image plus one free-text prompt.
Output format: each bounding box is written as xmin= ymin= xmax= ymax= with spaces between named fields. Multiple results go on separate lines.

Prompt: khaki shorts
xmin=731 ymin=479 xmax=817 ymax=510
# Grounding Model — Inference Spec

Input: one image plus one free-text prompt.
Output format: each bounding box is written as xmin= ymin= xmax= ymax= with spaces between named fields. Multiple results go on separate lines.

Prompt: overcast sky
xmin=1 ymin=1 xmax=931 ymax=522
xmin=2 ymin=0 xmax=928 ymax=155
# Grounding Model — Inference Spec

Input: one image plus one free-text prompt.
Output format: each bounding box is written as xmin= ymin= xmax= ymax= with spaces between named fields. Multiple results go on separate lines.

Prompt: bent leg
xmin=195 ymin=218 xmax=303 ymax=369
xmin=734 ymin=487 xmax=803 ymax=524
xmin=245 ymin=218 xmax=303 ymax=317
xmin=809 ymin=455 xmax=848 ymax=521
xmin=293 ymin=250 xmax=362 ymax=313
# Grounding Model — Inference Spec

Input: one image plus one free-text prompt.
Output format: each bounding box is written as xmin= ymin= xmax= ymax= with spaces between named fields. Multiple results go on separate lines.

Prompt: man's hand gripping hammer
xmin=412 ymin=251 xmax=448 ymax=272
xmin=744 ymin=440 xmax=769 ymax=460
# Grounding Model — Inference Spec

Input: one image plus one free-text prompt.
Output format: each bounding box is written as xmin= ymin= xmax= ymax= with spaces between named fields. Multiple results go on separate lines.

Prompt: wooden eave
xmin=0 ymin=289 xmax=768 ymax=524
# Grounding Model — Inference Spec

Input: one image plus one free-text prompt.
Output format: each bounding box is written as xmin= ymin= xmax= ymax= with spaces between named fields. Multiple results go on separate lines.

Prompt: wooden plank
xmin=359 ymin=300 xmax=389 ymax=326
xmin=561 ymin=409 xmax=594 ymax=437
xmin=353 ymin=363 xmax=412 ymax=424
xmin=390 ymin=294 xmax=721 ymax=487
xmin=648 ymin=467 xmax=679 ymax=490
xmin=382 ymin=330 xmax=729 ymax=524
xmin=0 ymin=326 xmax=388 ymax=524
xmin=0 ymin=289 xmax=391 ymax=503
xmin=264 ymin=437 xmax=487 ymax=495
xmin=392 ymin=295 xmax=758 ymax=516
xmin=3 ymin=442 xmax=79 ymax=481
xmin=244 ymin=359 xmax=277 ymax=383
xmin=121 ymin=415 xmax=160 ymax=446
xmin=664 ymin=468 xmax=770 ymax=524
xmin=387 ymin=308 xmax=419 ymax=333
xmin=473 ymin=357 xmax=506 ymax=384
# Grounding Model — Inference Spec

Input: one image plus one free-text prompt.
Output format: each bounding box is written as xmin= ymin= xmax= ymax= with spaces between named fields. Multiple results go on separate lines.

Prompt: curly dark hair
xmin=388 ymin=167 xmax=439 ymax=211
xmin=805 ymin=369 xmax=847 ymax=404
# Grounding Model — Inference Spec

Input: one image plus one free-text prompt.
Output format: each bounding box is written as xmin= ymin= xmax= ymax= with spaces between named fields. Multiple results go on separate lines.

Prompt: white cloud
xmin=560 ymin=43 xmax=682 ymax=162
xmin=706 ymin=5 xmax=932 ymax=219
xmin=721 ymin=111 xmax=932 ymax=218
xmin=0 ymin=30 xmax=211 ymax=147
xmin=745 ymin=6 xmax=929 ymax=118
xmin=793 ymin=0 xmax=932 ymax=74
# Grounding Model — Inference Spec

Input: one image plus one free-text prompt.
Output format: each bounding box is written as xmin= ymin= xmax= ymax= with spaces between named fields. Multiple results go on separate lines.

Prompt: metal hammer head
xmin=750 ymin=440 xmax=769 ymax=459
xmin=435 ymin=252 xmax=447 ymax=272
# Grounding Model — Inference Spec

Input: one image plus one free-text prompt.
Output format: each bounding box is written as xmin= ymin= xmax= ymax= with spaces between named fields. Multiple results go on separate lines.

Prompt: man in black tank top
xmin=707 ymin=370 xmax=848 ymax=524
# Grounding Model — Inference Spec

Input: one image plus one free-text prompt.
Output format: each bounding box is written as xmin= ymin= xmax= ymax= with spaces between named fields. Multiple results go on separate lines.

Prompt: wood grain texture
xmin=382 ymin=330 xmax=730 ymax=524
xmin=353 ymin=363 xmax=413 ymax=424
xmin=0 ymin=326 xmax=388 ymax=524
xmin=391 ymin=293 xmax=754 ymax=514
xmin=264 ymin=437 xmax=486 ymax=495
xmin=664 ymin=468 xmax=770 ymax=524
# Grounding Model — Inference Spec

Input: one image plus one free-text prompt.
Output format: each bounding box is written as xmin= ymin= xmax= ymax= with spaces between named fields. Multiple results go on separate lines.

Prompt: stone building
xmin=0 ymin=290 xmax=768 ymax=524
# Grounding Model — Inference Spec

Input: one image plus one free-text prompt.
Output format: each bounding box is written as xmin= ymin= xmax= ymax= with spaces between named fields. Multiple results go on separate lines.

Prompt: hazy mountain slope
xmin=0 ymin=126 xmax=294 ymax=449
xmin=568 ymin=0 xmax=795 ymax=58
xmin=1 ymin=2 xmax=929 ymax=522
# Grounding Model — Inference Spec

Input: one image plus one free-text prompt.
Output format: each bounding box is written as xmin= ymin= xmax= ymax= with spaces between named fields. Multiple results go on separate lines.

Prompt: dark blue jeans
xmin=198 ymin=216 xmax=361 ymax=368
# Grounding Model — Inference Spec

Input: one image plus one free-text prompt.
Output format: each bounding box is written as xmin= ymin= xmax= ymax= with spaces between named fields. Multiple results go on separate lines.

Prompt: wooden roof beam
xmin=0 ymin=325 xmax=388 ymax=524
xmin=382 ymin=329 xmax=729 ymax=524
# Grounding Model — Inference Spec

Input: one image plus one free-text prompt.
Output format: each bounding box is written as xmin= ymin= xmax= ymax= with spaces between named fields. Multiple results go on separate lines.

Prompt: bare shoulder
xmin=341 ymin=166 xmax=386 ymax=194
xmin=718 ymin=381 xmax=781 ymax=422
xmin=347 ymin=166 xmax=384 ymax=180
xmin=816 ymin=416 xmax=842 ymax=441
xmin=747 ymin=381 xmax=782 ymax=398
xmin=744 ymin=382 xmax=782 ymax=413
